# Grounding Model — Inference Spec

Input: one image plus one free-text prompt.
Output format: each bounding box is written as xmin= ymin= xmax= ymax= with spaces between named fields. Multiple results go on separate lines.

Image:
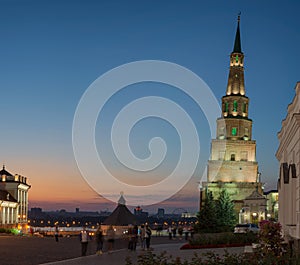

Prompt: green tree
xmin=196 ymin=190 xmax=217 ymax=232
xmin=215 ymin=189 xmax=237 ymax=231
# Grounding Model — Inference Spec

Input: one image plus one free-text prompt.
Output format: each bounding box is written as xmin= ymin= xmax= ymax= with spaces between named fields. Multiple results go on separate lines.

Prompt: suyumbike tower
xmin=200 ymin=16 xmax=266 ymax=223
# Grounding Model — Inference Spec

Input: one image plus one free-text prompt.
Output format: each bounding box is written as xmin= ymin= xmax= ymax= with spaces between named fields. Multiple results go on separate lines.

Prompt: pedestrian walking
xmin=168 ymin=226 xmax=172 ymax=240
xmin=95 ymin=225 xmax=104 ymax=255
xmin=30 ymin=227 xmax=34 ymax=236
xmin=106 ymin=225 xmax=115 ymax=254
xmin=54 ymin=225 xmax=59 ymax=242
xmin=79 ymin=226 xmax=89 ymax=256
xmin=189 ymin=226 xmax=194 ymax=239
xmin=132 ymin=225 xmax=138 ymax=251
xmin=178 ymin=225 xmax=183 ymax=240
xmin=127 ymin=224 xmax=133 ymax=250
xmin=184 ymin=226 xmax=189 ymax=241
xmin=140 ymin=224 xmax=146 ymax=250
xmin=172 ymin=226 xmax=177 ymax=239
xmin=145 ymin=225 xmax=152 ymax=250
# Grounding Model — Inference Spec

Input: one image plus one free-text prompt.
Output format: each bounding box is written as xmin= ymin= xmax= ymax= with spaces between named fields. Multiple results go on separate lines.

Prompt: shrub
xmin=125 ymin=222 xmax=300 ymax=265
xmin=258 ymin=220 xmax=284 ymax=256
xmin=0 ymin=228 xmax=21 ymax=235
xmin=188 ymin=232 xmax=258 ymax=246
xmin=0 ymin=228 xmax=12 ymax=234
xmin=125 ymin=250 xmax=300 ymax=265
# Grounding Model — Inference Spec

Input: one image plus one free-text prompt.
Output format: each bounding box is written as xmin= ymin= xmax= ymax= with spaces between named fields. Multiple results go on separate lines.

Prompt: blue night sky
xmin=0 ymin=0 xmax=299 ymax=212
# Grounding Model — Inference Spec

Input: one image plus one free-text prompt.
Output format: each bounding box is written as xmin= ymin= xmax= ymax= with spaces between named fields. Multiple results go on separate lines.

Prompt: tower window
xmin=243 ymin=102 xmax=247 ymax=113
xmin=232 ymin=127 xmax=237 ymax=136
xmin=233 ymin=100 xmax=238 ymax=112
xmin=235 ymin=55 xmax=239 ymax=63
xmin=225 ymin=102 xmax=229 ymax=112
xmin=231 ymin=154 xmax=236 ymax=161
xmin=243 ymin=128 xmax=249 ymax=140
xmin=219 ymin=127 xmax=225 ymax=139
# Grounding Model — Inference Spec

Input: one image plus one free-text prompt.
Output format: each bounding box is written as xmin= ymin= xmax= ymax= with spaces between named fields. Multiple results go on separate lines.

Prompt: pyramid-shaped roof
xmin=0 ymin=165 xmax=13 ymax=176
xmin=245 ymin=189 xmax=266 ymax=200
xmin=103 ymin=194 xmax=137 ymax=226
xmin=103 ymin=204 xmax=137 ymax=226
xmin=233 ymin=15 xmax=242 ymax=53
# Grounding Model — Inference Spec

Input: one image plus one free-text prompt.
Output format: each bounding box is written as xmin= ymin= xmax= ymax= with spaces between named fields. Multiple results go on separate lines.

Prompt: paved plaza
xmin=0 ymin=234 xmax=245 ymax=265
xmin=40 ymin=243 xmax=245 ymax=265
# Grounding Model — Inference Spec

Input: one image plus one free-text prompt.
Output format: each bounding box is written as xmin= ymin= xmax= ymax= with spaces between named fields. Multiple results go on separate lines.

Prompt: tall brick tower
xmin=200 ymin=16 xmax=266 ymax=224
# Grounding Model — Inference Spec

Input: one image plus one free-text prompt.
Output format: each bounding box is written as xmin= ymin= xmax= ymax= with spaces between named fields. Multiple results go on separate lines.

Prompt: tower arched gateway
xmin=200 ymin=16 xmax=266 ymax=224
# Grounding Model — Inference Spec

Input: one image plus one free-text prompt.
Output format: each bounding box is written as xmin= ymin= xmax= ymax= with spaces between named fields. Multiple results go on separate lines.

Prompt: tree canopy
xmin=196 ymin=189 xmax=236 ymax=232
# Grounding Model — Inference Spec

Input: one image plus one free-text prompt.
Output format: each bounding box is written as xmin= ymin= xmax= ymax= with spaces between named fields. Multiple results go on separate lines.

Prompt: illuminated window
xmin=233 ymin=100 xmax=238 ymax=112
xmin=232 ymin=127 xmax=237 ymax=136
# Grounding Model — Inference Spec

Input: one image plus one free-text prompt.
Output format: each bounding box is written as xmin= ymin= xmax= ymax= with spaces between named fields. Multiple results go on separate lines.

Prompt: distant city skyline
xmin=1 ymin=1 xmax=299 ymax=212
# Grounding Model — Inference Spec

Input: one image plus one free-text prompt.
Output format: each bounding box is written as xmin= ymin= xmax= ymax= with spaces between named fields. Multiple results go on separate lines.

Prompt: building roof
xmin=233 ymin=15 xmax=242 ymax=53
xmin=245 ymin=189 xmax=266 ymax=200
xmin=0 ymin=165 xmax=13 ymax=176
xmin=103 ymin=194 xmax=137 ymax=226
xmin=0 ymin=190 xmax=17 ymax=202
xmin=0 ymin=165 xmax=31 ymax=187
xmin=103 ymin=204 xmax=137 ymax=226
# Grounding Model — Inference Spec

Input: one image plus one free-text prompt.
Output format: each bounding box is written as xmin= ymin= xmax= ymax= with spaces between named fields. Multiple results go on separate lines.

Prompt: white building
xmin=0 ymin=166 xmax=31 ymax=229
xmin=0 ymin=189 xmax=18 ymax=227
xmin=276 ymin=82 xmax=300 ymax=245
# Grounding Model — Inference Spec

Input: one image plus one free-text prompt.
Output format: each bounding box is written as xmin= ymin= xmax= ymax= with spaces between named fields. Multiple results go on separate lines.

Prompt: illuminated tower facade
xmin=201 ymin=16 xmax=266 ymax=223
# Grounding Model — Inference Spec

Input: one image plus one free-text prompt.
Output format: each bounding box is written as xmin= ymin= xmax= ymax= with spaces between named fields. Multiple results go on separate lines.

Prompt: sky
xmin=0 ymin=0 xmax=299 ymax=213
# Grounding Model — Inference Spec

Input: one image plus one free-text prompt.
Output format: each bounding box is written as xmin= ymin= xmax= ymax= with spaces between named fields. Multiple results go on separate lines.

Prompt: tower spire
xmin=225 ymin=14 xmax=245 ymax=96
xmin=233 ymin=13 xmax=242 ymax=53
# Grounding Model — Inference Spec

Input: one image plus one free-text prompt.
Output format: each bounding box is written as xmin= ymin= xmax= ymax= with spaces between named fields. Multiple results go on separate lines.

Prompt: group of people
xmin=127 ymin=224 xmax=152 ymax=251
xmin=58 ymin=223 xmax=193 ymax=257
xmin=79 ymin=223 xmax=152 ymax=256
xmin=167 ymin=225 xmax=194 ymax=241
xmin=80 ymin=224 xmax=115 ymax=256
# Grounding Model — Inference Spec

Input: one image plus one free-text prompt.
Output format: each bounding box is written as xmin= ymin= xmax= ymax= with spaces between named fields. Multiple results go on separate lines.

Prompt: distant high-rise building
xmin=30 ymin=207 xmax=42 ymax=214
xmin=134 ymin=206 xmax=148 ymax=218
xmin=200 ymin=16 xmax=266 ymax=223
xmin=0 ymin=166 xmax=31 ymax=230
xmin=157 ymin=208 xmax=165 ymax=218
